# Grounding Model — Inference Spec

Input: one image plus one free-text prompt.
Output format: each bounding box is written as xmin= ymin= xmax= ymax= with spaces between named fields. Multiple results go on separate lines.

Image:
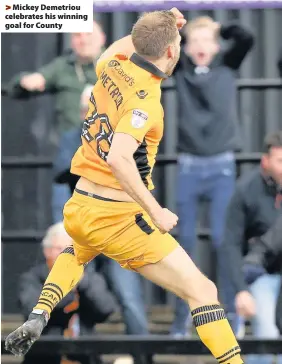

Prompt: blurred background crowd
xmin=1 ymin=4 xmax=282 ymax=364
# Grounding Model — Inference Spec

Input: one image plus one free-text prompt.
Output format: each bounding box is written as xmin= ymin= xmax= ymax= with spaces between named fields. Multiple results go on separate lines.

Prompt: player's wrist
xmin=148 ymin=204 xmax=163 ymax=220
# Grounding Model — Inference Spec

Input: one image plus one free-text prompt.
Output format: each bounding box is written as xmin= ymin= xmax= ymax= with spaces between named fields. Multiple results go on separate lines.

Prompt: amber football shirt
xmin=71 ymin=53 xmax=167 ymax=190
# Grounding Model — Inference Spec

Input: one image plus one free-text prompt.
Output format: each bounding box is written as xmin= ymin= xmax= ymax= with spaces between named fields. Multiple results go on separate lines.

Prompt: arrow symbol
xmin=6 ymin=5 xmax=11 ymax=10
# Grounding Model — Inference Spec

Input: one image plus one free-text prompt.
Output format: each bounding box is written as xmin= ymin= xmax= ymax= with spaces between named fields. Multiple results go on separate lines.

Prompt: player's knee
xmin=182 ymin=275 xmax=218 ymax=306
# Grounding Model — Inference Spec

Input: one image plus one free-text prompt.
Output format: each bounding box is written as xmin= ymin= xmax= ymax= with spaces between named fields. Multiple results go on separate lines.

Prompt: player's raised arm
xmin=98 ymin=35 xmax=135 ymax=62
xmin=107 ymin=133 xmax=178 ymax=234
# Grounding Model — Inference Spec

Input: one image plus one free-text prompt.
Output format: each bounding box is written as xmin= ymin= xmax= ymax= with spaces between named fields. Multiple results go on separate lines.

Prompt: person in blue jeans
xmin=171 ymin=17 xmax=254 ymax=335
xmin=53 ymin=86 xmax=149 ymax=336
xmin=243 ymin=213 xmax=282 ymax=334
xmin=222 ymin=131 xmax=282 ymax=364
xmin=247 ymin=274 xmax=282 ymax=364
xmin=242 ymin=212 xmax=282 ymax=364
xmin=102 ymin=259 xmax=148 ymax=335
xmin=171 ymin=153 xmax=237 ymax=336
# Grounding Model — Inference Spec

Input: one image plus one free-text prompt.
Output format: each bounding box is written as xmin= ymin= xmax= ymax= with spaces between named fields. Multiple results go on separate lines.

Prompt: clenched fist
xmin=170 ymin=7 xmax=187 ymax=29
xmin=152 ymin=208 xmax=179 ymax=234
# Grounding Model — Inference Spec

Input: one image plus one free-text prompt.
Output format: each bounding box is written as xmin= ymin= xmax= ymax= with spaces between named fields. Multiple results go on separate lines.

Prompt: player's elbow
xmin=107 ymin=153 xmax=123 ymax=169
xmin=107 ymin=152 xmax=117 ymax=167
xmin=107 ymin=152 xmax=132 ymax=171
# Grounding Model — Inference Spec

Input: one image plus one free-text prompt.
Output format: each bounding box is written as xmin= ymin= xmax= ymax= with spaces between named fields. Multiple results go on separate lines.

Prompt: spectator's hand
xmin=20 ymin=73 xmax=46 ymax=91
xmin=170 ymin=8 xmax=187 ymax=30
xmin=235 ymin=290 xmax=256 ymax=318
xmin=152 ymin=208 xmax=178 ymax=234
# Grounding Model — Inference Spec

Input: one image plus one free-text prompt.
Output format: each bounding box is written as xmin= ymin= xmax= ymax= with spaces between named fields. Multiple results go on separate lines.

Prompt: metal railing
xmin=1 ymin=152 xmax=262 ymax=169
xmin=2 ymin=337 xmax=282 ymax=356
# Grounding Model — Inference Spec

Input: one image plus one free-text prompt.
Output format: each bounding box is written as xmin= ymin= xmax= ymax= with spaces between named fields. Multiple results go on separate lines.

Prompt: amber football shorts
xmin=63 ymin=188 xmax=179 ymax=270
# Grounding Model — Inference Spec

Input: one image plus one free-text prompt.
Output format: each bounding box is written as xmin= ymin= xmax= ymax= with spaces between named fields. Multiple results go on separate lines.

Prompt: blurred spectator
xmin=19 ymin=222 xmax=116 ymax=364
xmin=171 ymin=16 xmax=254 ymax=336
xmin=243 ymin=213 xmax=282 ymax=335
xmin=243 ymin=215 xmax=282 ymax=284
xmin=53 ymin=85 xmax=93 ymax=193
xmin=223 ymin=131 xmax=282 ymax=364
xmin=101 ymin=260 xmax=149 ymax=336
xmin=6 ymin=21 xmax=106 ymax=222
xmin=100 ymin=261 xmax=151 ymax=364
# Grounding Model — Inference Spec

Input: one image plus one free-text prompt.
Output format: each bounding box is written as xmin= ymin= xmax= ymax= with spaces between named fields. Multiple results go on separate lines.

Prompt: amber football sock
xmin=33 ymin=246 xmax=84 ymax=317
xmin=191 ymin=304 xmax=243 ymax=364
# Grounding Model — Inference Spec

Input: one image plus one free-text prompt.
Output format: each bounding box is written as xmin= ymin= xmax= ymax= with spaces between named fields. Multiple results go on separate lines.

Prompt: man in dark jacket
xmin=243 ymin=214 xmax=282 ymax=334
xmin=222 ymin=131 xmax=282 ymax=364
xmin=171 ymin=16 xmax=254 ymax=336
xmin=6 ymin=22 xmax=105 ymax=133
xmin=20 ymin=222 xmax=116 ymax=364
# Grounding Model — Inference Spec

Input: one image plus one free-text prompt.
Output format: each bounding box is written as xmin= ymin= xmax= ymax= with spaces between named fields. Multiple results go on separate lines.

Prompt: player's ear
xmin=167 ymin=44 xmax=174 ymax=60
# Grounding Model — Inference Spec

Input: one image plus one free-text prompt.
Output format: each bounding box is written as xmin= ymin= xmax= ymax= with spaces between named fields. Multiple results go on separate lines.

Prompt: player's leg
xmin=4 ymin=245 xmax=91 ymax=356
xmin=137 ymin=244 xmax=244 ymax=364
xmin=5 ymin=197 xmax=96 ymax=356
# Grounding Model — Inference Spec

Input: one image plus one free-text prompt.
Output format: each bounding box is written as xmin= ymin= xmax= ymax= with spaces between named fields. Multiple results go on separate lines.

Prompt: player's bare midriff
xmin=76 ymin=176 xmax=135 ymax=202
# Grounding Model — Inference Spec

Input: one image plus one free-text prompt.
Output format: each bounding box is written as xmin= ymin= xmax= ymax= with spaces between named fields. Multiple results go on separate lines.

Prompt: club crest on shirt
xmin=131 ymin=109 xmax=148 ymax=129
xmin=136 ymin=90 xmax=148 ymax=99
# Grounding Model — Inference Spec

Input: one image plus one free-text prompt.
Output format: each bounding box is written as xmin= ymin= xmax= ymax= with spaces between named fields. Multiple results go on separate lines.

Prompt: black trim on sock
xmin=216 ymin=346 xmax=241 ymax=360
xmin=62 ymin=246 xmax=75 ymax=255
xmin=218 ymin=350 xmax=241 ymax=363
xmin=41 ymin=287 xmax=62 ymax=301
xmin=37 ymin=300 xmax=53 ymax=312
xmin=191 ymin=304 xmax=221 ymax=316
xmin=193 ymin=309 xmax=226 ymax=327
xmin=41 ymin=287 xmax=62 ymax=303
xmin=43 ymin=283 xmax=63 ymax=301
xmin=38 ymin=298 xmax=55 ymax=309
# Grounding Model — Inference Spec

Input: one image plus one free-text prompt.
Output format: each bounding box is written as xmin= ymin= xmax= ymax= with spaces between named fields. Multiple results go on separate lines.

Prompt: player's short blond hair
xmin=186 ymin=16 xmax=219 ymax=39
xmin=131 ymin=10 xmax=178 ymax=60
